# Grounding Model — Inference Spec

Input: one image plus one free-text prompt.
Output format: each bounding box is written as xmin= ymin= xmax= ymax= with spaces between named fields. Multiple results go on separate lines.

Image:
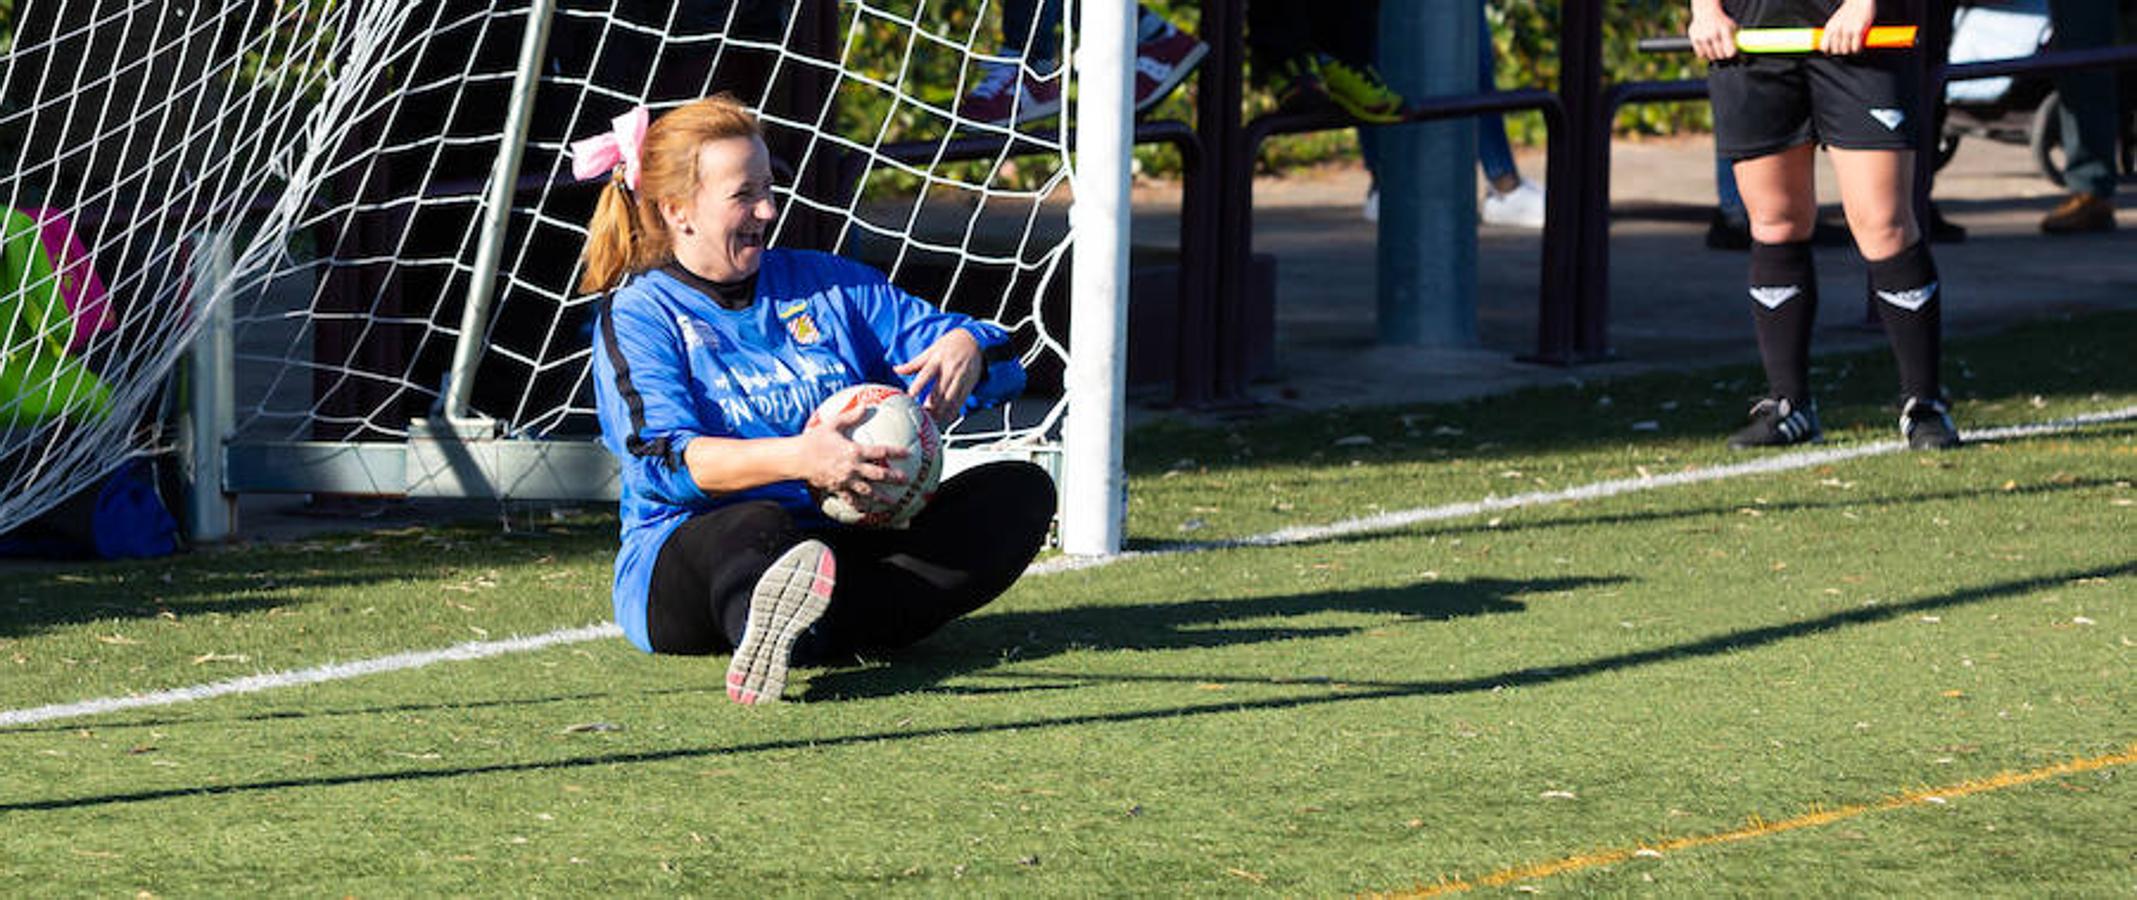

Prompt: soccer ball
xmin=807 ymin=383 xmax=942 ymax=528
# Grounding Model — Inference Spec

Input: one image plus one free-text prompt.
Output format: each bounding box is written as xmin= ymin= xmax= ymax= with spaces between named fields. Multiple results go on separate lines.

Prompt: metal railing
xmin=1184 ymin=0 xmax=1593 ymax=408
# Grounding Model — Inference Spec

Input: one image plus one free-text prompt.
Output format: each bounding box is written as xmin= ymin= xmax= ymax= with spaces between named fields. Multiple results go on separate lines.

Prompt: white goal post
xmin=0 ymin=0 xmax=1133 ymax=555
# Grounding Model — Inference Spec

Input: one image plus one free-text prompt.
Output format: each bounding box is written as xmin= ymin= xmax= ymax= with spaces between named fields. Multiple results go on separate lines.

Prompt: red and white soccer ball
xmin=807 ymin=383 xmax=943 ymax=528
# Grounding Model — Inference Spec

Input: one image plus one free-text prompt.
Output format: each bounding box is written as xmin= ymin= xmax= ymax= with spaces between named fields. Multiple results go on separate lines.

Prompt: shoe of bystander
xmin=1481 ymin=178 xmax=1545 ymax=228
xmin=2040 ymin=193 xmax=2117 ymax=234
xmin=958 ymin=59 xmax=1063 ymax=126
xmin=1133 ymin=18 xmax=1206 ymax=113
xmin=1318 ymin=55 xmax=1404 ymax=123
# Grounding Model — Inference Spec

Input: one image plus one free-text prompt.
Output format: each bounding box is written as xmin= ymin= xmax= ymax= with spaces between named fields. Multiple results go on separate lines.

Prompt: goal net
xmin=0 ymin=0 xmax=1087 ymax=535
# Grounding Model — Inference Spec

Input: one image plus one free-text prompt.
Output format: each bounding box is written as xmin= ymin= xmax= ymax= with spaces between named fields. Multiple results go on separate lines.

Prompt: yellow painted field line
xmin=1375 ymin=743 xmax=2137 ymax=898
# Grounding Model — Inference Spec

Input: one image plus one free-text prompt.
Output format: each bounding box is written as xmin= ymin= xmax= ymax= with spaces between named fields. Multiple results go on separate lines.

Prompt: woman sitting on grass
xmin=575 ymin=95 xmax=1055 ymax=704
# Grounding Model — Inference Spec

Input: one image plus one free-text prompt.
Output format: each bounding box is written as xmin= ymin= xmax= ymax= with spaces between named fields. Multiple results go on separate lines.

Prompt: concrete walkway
xmin=1131 ymin=132 xmax=2135 ymax=413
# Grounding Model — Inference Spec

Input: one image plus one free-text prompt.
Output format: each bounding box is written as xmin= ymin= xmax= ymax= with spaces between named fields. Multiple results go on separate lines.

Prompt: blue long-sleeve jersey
xmin=589 ymin=249 xmax=1024 ymax=652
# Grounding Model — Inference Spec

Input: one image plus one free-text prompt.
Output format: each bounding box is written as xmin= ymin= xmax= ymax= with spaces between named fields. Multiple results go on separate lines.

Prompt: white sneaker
xmin=1362 ymin=187 xmax=1379 ymax=223
xmin=1481 ymin=177 xmax=1546 ymax=229
xmin=726 ymin=540 xmax=835 ymax=705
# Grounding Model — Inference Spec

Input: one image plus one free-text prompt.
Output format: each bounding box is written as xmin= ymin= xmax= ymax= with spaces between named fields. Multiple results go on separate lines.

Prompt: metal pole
xmin=444 ymin=0 xmax=556 ymax=423
xmin=184 ymin=230 xmax=237 ymax=542
xmin=1562 ymin=0 xmax=1611 ymax=359
xmin=1376 ymin=0 xmax=1479 ymax=346
xmin=1061 ymin=0 xmax=1134 ymax=556
xmin=1182 ymin=0 xmax=1243 ymax=407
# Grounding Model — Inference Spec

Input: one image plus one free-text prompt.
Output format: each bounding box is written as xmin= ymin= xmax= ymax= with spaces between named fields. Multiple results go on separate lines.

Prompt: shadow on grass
xmin=4 ymin=559 xmax=2126 ymax=815
xmin=0 ymin=685 xmax=731 ymax=736
xmin=798 ymin=574 xmax=1592 ymax=701
xmin=0 ymin=574 xmax=406 ymax=640
xmin=0 ymin=594 xmax=305 ymax=640
xmin=0 ymin=475 xmax=2112 ymax=726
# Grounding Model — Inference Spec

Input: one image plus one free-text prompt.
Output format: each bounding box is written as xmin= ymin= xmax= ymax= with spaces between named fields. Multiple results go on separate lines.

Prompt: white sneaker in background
xmin=1480 ymin=177 xmax=1546 ymax=229
xmin=1362 ymin=187 xmax=1379 ymax=223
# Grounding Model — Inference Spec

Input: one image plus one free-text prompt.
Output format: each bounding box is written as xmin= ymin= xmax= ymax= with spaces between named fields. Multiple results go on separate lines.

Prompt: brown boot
xmin=2040 ymin=193 xmax=2117 ymax=234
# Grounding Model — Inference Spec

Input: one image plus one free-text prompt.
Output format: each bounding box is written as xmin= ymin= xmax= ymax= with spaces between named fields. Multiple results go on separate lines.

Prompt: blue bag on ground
xmin=0 ymin=457 xmax=179 ymax=560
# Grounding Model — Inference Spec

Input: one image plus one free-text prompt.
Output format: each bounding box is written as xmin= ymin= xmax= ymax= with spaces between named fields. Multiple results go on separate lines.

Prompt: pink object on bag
xmin=26 ymin=208 xmax=113 ymax=355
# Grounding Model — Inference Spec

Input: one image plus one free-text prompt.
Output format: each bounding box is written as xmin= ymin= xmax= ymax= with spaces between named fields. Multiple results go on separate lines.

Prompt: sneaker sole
xmin=726 ymin=540 xmax=835 ymax=705
xmin=1135 ymin=41 xmax=1207 ymax=113
xmin=1014 ymin=95 xmax=1062 ymax=125
xmin=1330 ymin=96 xmax=1404 ymax=124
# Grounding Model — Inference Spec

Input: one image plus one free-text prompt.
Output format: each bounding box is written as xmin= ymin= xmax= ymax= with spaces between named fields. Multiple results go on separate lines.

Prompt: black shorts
xmin=1708 ymin=54 xmax=1921 ymax=160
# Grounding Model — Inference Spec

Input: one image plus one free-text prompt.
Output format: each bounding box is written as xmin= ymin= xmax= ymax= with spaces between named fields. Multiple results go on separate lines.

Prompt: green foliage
xmin=238 ymin=2 xmax=343 ymax=104
xmin=1154 ymin=0 xmax=1713 ymax=178
xmin=1492 ymin=0 xmax=1712 ymax=145
xmin=834 ymin=2 xmax=1065 ymax=197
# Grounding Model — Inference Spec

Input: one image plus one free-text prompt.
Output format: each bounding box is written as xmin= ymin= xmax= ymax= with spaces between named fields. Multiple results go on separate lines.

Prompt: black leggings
xmin=644 ymin=461 xmax=1056 ymax=660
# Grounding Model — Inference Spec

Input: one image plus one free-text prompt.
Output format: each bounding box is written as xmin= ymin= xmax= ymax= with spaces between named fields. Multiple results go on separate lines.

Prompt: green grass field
xmin=2 ymin=312 xmax=2131 ymax=896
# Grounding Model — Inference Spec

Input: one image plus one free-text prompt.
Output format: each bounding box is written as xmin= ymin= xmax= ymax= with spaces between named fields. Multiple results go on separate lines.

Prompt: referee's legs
xmin=1832 ymin=147 xmax=1943 ymax=404
xmin=1734 ymin=146 xmax=1821 ymax=405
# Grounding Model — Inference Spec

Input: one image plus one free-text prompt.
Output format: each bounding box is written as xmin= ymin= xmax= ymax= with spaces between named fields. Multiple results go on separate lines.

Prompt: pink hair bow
xmin=570 ymin=106 xmax=650 ymax=190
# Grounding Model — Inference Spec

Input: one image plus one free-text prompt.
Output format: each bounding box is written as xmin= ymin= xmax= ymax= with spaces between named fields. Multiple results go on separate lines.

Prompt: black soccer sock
xmin=1867 ymin=241 xmax=1941 ymax=401
xmin=1747 ymin=240 xmax=1819 ymax=406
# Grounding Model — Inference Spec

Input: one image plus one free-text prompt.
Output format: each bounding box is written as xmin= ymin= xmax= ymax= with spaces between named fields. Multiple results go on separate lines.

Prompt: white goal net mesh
xmin=0 ymin=0 xmax=1078 ymax=532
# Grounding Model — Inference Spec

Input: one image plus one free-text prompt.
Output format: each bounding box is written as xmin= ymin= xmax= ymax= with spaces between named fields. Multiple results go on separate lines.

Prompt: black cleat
xmin=1728 ymin=397 xmax=1823 ymax=449
xmin=1899 ymin=396 xmax=1961 ymax=450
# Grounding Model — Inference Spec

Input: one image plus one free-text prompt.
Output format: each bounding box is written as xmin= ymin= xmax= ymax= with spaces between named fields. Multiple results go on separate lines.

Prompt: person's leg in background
xmin=1006 ymin=0 xmax=1061 ymax=61
xmin=1923 ymin=97 xmax=1969 ymax=242
xmin=2040 ymin=0 xmax=2121 ymax=233
xmin=958 ymin=0 xmax=1064 ymax=125
xmin=1130 ymin=3 xmax=1208 ymax=113
xmin=1251 ymin=1 xmax=1398 ymax=120
xmin=1316 ymin=0 xmax=1404 ymax=122
xmin=1707 ymin=152 xmax=1754 ymax=249
xmin=1476 ymin=8 xmax=1544 ymax=228
xmin=1251 ymin=0 xmax=1331 ymax=107
xmin=1360 ymin=123 xmax=1382 ymax=221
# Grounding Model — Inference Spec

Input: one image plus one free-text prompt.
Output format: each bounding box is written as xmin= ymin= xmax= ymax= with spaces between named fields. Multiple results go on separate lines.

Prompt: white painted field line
xmin=0 ymin=624 xmax=623 ymax=729
xmin=1034 ymin=404 xmax=2137 ymax=575
xmin=5 ymin=404 xmax=2132 ymax=729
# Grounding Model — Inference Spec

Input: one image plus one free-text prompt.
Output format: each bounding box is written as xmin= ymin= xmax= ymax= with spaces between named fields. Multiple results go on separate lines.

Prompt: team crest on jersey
xmin=783 ymin=310 xmax=823 ymax=345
